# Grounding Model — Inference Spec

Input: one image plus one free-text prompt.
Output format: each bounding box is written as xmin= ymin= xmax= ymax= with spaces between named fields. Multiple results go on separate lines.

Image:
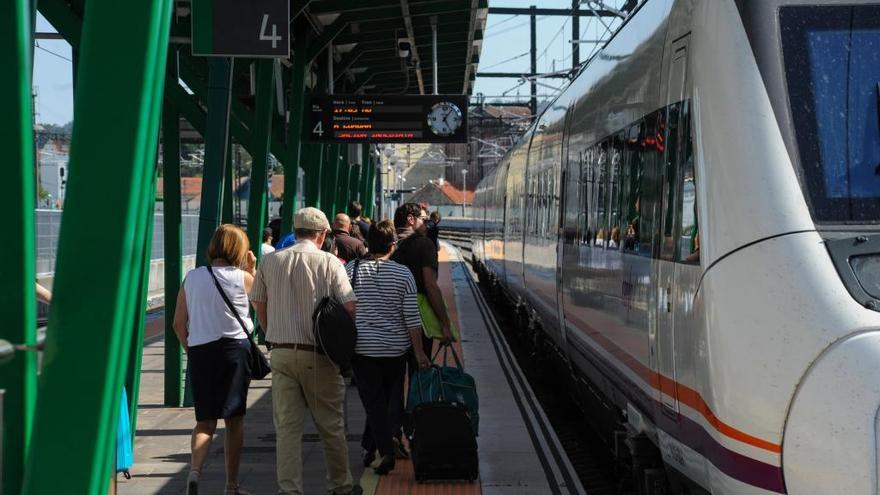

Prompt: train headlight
xmin=782 ymin=331 xmax=880 ymax=494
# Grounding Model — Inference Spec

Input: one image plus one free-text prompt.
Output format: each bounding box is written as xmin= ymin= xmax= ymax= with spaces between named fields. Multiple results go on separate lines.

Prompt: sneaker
xmin=392 ymin=437 xmax=410 ymax=459
xmin=374 ymin=455 xmax=395 ymax=475
xmin=186 ymin=471 xmax=199 ymax=495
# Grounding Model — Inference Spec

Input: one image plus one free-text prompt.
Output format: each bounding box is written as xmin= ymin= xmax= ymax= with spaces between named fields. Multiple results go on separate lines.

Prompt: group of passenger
xmin=173 ymin=201 xmax=450 ymax=495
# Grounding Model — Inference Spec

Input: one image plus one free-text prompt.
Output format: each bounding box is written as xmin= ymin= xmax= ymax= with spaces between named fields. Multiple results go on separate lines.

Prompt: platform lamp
xmin=460 ymin=168 xmax=468 ymax=217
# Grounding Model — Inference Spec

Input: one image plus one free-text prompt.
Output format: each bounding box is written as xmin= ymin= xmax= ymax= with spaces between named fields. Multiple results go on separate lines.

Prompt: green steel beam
xmin=306 ymin=13 xmax=350 ymax=63
xmin=321 ymin=145 xmax=339 ymax=216
xmin=246 ymin=59 xmax=275 ymax=261
xmin=358 ymin=143 xmax=371 ymax=203
xmin=348 ymin=162 xmax=360 ymax=205
xmin=1 ymin=1 xmax=37 ymax=492
xmin=36 ymin=0 xmax=81 ymax=47
xmin=335 ymin=149 xmax=349 ymax=215
xmin=307 ymin=0 xmax=397 ymax=13
xmin=332 ymin=26 xmax=474 ymax=46
xmin=23 ymin=0 xmax=172 ymax=491
xmin=291 ymin=0 xmax=313 ymax=19
xmin=162 ymin=57 xmax=184 ymax=408
xmin=222 ymin=139 xmax=234 ymax=223
xmin=304 ymin=144 xmax=323 ymax=209
xmin=333 ymin=45 xmax=365 ymax=84
xmin=194 ymin=58 xmax=233 ymax=268
xmin=281 ymin=29 xmax=309 ymax=234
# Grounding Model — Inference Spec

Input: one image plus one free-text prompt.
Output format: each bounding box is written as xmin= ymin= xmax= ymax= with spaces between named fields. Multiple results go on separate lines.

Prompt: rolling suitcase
xmin=410 ymin=401 xmax=479 ymax=482
xmin=408 ymin=344 xmax=479 ymax=482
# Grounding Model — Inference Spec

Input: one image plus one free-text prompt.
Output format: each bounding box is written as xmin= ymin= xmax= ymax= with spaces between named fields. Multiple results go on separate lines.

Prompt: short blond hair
xmin=207 ymin=224 xmax=250 ymax=267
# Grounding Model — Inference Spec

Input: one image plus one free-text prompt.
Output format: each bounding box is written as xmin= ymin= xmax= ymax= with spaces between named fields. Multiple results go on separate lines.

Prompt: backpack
xmin=311 ymin=259 xmax=359 ymax=370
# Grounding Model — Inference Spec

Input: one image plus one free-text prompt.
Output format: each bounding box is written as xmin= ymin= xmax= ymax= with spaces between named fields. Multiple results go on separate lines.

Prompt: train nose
xmin=783 ymin=330 xmax=880 ymax=494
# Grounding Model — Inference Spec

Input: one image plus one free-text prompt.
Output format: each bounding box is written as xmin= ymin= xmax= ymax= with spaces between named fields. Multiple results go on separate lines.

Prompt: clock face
xmin=427 ymin=102 xmax=463 ymax=137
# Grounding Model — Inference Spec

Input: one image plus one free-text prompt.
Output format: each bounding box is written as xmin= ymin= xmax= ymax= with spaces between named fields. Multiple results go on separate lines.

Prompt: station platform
xmin=118 ymin=243 xmax=584 ymax=495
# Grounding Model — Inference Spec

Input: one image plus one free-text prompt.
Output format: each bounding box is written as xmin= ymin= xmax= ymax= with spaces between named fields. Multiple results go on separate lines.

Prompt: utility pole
xmin=572 ymin=0 xmax=580 ymax=69
xmin=530 ymin=5 xmax=537 ymax=117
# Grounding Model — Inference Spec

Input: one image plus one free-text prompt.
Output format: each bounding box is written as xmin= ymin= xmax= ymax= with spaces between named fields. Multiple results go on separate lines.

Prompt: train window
xmin=638 ymin=111 xmax=664 ymax=259
xmin=621 ymin=123 xmax=642 ymax=253
xmin=582 ymin=146 xmax=597 ymax=245
xmin=660 ymin=105 xmax=680 ymax=262
xmin=595 ymin=141 xmax=610 ymax=248
xmin=780 ymin=5 xmax=880 ymax=223
xmin=608 ymin=133 xmax=624 ymax=250
xmin=677 ymin=101 xmax=699 ymax=264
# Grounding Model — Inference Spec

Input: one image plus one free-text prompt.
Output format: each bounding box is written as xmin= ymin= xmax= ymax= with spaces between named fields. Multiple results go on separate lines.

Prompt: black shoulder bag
xmin=207 ymin=266 xmax=271 ymax=379
xmin=311 ymin=259 xmax=359 ymax=370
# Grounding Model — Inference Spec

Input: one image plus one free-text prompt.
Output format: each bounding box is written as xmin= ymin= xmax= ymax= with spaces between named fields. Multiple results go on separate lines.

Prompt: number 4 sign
xmin=192 ymin=0 xmax=289 ymax=58
xmin=260 ymin=14 xmax=282 ymax=49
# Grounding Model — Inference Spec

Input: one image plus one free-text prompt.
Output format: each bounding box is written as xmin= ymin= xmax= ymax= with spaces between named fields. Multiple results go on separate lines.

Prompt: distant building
xmin=35 ymin=131 xmax=71 ymax=209
xmin=407 ymin=180 xmax=475 ymax=218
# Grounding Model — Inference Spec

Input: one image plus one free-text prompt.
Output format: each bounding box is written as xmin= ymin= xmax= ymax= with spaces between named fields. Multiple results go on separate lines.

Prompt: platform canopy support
xmin=246 ymin=59 xmax=276 ymax=259
xmin=162 ymin=45 xmax=184 ymax=408
xmin=23 ymin=0 xmax=172 ymax=491
xmin=0 ymin=1 xmax=38 ymax=492
xmin=281 ymin=25 xmax=310 ymax=235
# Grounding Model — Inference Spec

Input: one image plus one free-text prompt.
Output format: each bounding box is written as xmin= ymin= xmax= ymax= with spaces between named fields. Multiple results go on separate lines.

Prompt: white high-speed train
xmin=470 ymin=0 xmax=880 ymax=493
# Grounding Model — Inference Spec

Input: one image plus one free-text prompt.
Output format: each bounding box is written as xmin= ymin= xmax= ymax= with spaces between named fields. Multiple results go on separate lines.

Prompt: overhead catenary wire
xmin=35 ymin=42 xmax=72 ymax=63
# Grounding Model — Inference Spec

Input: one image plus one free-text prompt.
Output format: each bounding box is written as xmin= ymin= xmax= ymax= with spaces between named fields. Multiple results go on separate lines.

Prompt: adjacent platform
xmin=118 ymin=243 xmax=584 ymax=494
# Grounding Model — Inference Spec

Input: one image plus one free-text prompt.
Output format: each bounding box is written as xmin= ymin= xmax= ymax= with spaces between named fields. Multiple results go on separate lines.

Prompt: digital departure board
xmin=306 ymin=95 xmax=469 ymax=144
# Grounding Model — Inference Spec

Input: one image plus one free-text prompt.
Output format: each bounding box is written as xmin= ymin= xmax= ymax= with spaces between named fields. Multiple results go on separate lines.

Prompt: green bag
xmin=406 ymin=345 xmax=479 ymax=435
xmin=417 ymin=293 xmax=460 ymax=341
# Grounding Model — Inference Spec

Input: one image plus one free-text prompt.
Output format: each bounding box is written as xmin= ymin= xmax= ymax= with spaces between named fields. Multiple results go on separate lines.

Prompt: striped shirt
xmin=249 ymin=240 xmax=357 ymax=345
xmin=345 ymin=259 xmax=421 ymax=357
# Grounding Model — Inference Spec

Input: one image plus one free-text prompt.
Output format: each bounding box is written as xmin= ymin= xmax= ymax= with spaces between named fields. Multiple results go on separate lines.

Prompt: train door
xmin=556 ymin=106 xmax=574 ymax=343
xmin=654 ymin=35 xmax=689 ymax=414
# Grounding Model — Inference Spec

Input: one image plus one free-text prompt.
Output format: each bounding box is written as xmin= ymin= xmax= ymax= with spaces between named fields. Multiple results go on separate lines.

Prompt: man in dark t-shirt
xmin=388 ymin=203 xmax=452 ymax=457
xmin=391 ymin=204 xmax=451 ymax=346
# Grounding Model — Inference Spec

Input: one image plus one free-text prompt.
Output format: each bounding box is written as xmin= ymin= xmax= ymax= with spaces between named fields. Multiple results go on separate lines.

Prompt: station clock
xmin=427 ymin=101 xmax=463 ymax=136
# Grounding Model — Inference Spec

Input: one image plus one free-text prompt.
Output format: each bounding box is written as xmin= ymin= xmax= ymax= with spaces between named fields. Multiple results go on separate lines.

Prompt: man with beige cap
xmin=250 ymin=207 xmax=361 ymax=495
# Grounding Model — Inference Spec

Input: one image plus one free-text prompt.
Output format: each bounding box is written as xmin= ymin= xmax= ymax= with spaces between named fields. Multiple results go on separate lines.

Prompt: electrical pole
xmin=530 ymin=5 xmax=537 ymax=118
xmin=572 ymin=0 xmax=580 ymax=69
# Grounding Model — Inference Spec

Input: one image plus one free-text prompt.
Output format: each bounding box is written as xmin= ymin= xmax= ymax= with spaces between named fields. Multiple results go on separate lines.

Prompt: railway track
xmin=442 ymin=231 xmax=629 ymax=495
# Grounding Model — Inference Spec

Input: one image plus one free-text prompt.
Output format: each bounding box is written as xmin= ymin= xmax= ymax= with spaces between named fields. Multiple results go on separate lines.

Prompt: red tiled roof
xmin=438 ymin=182 xmax=474 ymax=205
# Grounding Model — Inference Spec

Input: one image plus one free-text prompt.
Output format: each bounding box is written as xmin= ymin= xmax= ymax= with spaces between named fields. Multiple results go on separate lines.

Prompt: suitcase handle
xmin=436 ymin=343 xmax=464 ymax=370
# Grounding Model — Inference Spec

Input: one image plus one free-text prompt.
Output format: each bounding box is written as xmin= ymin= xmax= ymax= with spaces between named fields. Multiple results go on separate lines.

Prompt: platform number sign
xmin=192 ymin=0 xmax=289 ymax=58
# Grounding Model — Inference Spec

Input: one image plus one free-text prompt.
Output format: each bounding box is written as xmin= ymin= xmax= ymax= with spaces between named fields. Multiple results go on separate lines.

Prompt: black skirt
xmin=189 ymin=337 xmax=251 ymax=421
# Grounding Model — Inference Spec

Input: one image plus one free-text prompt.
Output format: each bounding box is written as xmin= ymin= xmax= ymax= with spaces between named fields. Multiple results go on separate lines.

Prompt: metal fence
xmin=36 ymin=209 xmax=200 ymax=275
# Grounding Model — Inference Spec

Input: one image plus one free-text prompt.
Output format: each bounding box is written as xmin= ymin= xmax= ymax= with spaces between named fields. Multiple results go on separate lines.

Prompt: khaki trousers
xmin=271 ymin=348 xmax=353 ymax=495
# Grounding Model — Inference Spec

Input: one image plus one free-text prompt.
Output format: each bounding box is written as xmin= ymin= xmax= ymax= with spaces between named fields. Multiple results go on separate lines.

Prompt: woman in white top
xmin=173 ymin=224 xmax=257 ymax=495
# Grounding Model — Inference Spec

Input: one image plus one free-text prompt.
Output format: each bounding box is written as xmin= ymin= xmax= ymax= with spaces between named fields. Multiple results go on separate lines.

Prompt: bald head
xmin=333 ymin=213 xmax=351 ymax=231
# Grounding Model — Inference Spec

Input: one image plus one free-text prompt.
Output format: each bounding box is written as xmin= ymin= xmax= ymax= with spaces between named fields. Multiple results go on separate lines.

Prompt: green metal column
xmin=222 ymin=139 xmax=234 ymax=224
xmin=304 ymin=143 xmax=323 ymax=208
xmin=365 ymin=159 xmax=376 ymax=219
xmin=1 ymin=1 xmax=37 ymax=492
xmin=23 ymin=0 xmax=172 ymax=491
xmin=195 ymin=57 xmax=234 ymax=266
xmin=282 ymin=29 xmax=309 ymax=235
xmin=322 ymin=144 xmax=340 ymax=217
xmin=357 ymin=143 xmax=370 ymax=202
xmin=162 ymin=50 xmax=183 ymax=407
xmin=246 ymin=59 xmax=275 ymax=259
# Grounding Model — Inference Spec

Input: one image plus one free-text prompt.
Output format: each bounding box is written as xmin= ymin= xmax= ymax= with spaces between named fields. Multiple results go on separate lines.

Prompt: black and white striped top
xmin=345 ymin=259 xmax=422 ymax=357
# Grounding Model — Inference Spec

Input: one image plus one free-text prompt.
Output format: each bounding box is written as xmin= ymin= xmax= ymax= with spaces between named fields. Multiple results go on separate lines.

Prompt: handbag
xmin=311 ymin=259 xmax=359 ymax=370
xmin=417 ymin=294 xmax=460 ymax=341
xmin=207 ymin=266 xmax=271 ymax=380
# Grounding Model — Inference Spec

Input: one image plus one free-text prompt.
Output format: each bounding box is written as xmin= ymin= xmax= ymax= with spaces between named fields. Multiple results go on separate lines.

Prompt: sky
xmin=32 ymin=1 xmax=628 ymax=126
